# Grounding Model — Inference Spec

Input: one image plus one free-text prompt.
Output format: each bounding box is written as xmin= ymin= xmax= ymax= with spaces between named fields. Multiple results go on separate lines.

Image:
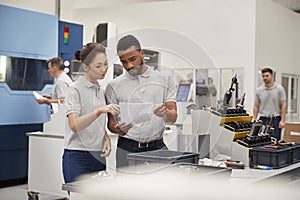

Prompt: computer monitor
xmin=176 ymin=83 xmax=191 ymax=102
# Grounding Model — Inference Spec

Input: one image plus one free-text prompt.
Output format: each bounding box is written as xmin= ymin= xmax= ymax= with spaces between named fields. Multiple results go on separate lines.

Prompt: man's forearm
xmin=107 ymin=114 xmax=127 ymax=136
xmin=281 ymin=103 xmax=286 ymax=122
xmin=253 ymin=102 xmax=259 ymax=120
xmin=253 ymin=109 xmax=258 ymax=120
xmin=108 ymin=124 xmax=126 ymax=135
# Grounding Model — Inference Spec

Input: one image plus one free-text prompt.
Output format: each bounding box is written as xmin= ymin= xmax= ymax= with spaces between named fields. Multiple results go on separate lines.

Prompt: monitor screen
xmin=176 ymin=83 xmax=191 ymax=102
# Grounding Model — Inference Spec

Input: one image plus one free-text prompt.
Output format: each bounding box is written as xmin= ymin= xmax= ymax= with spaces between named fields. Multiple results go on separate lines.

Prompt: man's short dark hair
xmin=47 ymin=57 xmax=64 ymax=70
xmin=117 ymin=35 xmax=141 ymax=52
xmin=261 ymin=67 xmax=273 ymax=74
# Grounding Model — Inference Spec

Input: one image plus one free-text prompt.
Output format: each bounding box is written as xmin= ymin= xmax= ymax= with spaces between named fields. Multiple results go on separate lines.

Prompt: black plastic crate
xmin=291 ymin=144 xmax=300 ymax=163
xmin=250 ymin=146 xmax=292 ymax=169
xmin=127 ymin=150 xmax=199 ymax=167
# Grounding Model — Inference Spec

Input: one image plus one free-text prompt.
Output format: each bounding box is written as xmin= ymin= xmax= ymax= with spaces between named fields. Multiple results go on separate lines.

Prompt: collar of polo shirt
xmin=264 ymin=83 xmax=277 ymax=90
xmin=125 ymin=65 xmax=150 ymax=79
xmin=79 ymin=76 xmax=101 ymax=89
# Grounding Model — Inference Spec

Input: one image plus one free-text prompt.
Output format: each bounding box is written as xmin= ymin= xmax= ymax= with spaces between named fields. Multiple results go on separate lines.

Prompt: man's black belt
xmin=118 ymin=136 xmax=163 ymax=148
xmin=260 ymin=116 xmax=281 ymax=119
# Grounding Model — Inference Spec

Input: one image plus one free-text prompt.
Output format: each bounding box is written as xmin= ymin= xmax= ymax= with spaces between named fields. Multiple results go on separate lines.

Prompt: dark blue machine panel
xmin=58 ymin=21 xmax=83 ymax=70
xmin=0 ymin=124 xmax=43 ymax=181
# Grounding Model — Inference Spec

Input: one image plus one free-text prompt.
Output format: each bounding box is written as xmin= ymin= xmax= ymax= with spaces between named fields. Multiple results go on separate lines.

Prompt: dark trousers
xmin=259 ymin=116 xmax=282 ymax=141
xmin=116 ymin=136 xmax=167 ymax=169
xmin=62 ymin=149 xmax=106 ymax=183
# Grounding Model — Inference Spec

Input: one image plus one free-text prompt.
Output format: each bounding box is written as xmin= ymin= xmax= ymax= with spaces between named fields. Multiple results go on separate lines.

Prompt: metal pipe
xmin=55 ymin=0 xmax=61 ymax=18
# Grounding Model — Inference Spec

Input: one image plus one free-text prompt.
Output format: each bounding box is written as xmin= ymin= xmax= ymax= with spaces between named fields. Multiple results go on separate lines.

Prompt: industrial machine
xmin=0 ymin=5 xmax=83 ymax=192
xmin=210 ymin=74 xmax=248 ymax=117
xmin=0 ymin=5 xmax=57 ymax=184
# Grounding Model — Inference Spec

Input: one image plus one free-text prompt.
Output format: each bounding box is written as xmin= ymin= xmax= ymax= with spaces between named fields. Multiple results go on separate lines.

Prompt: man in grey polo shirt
xmin=253 ymin=67 xmax=286 ymax=141
xmin=37 ymin=57 xmax=73 ymax=105
xmin=105 ymin=35 xmax=178 ymax=168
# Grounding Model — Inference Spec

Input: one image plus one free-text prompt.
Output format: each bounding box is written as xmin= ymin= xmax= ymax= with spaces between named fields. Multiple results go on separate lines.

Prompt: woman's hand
xmin=97 ymin=104 xmax=120 ymax=117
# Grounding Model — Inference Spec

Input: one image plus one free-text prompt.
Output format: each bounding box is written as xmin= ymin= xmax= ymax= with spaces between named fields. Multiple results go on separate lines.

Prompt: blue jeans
xmin=259 ymin=116 xmax=282 ymax=141
xmin=116 ymin=136 xmax=167 ymax=168
xmin=62 ymin=149 xmax=106 ymax=183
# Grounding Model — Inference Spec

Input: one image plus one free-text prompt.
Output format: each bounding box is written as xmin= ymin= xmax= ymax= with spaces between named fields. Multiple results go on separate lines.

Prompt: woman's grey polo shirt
xmin=64 ymin=76 xmax=106 ymax=151
xmin=255 ymin=83 xmax=286 ymax=117
xmin=105 ymin=66 xmax=176 ymax=143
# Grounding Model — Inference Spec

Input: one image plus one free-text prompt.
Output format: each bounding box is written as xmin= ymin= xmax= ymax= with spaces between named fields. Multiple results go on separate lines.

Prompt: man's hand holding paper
xmin=153 ymin=103 xmax=167 ymax=118
xmin=114 ymin=122 xmax=133 ymax=136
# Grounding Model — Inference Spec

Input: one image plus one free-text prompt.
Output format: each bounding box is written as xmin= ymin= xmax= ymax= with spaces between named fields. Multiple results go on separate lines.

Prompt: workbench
xmin=27 ymin=132 xmax=68 ymax=200
xmin=61 ymin=109 xmax=300 ymax=199
xmin=27 ymin=104 xmax=68 ymax=200
xmin=62 ymin=162 xmax=300 ymax=200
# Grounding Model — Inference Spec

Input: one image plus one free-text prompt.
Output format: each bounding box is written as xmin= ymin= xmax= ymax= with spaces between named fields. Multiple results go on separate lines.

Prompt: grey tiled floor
xmin=0 ymin=184 xmax=66 ymax=200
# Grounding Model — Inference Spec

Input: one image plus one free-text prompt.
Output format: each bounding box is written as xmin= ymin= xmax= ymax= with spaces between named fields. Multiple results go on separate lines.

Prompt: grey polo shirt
xmin=105 ymin=66 xmax=176 ymax=143
xmin=52 ymin=72 xmax=73 ymax=99
xmin=64 ymin=76 xmax=106 ymax=151
xmin=255 ymin=83 xmax=286 ymax=117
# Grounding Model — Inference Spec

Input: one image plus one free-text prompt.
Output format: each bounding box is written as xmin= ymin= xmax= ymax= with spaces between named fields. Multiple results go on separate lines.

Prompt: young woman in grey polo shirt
xmin=62 ymin=43 xmax=119 ymax=183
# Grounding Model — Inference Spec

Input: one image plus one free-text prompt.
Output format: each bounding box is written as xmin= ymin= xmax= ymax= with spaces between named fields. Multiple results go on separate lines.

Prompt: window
xmin=282 ymin=74 xmax=299 ymax=116
xmin=0 ymin=55 xmax=53 ymax=90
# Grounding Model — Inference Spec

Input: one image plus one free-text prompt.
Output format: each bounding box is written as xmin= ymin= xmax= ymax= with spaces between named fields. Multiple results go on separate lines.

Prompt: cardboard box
xmin=283 ymin=123 xmax=300 ymax=143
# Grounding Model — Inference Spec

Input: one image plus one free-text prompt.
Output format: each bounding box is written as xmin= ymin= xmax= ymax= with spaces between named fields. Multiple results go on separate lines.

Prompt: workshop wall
xmin=255 ymin=0 xmax=300 ymax=84
xmin=72 ymin=0 xmax=256 ymax=110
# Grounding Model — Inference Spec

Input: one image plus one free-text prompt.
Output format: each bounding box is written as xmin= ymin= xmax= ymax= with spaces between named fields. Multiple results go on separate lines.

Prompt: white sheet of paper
xmin=51 ymin=103 xmax=59 ymax=114
xmin=33 ymin=91 xmax=46 ymax=100
xmin=119 ymin=102 xmax=153 ymax=124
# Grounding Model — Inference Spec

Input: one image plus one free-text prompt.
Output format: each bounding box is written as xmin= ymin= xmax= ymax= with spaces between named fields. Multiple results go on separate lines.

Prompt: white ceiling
xmin=67 ymin=0 xmax=300 ymax=13
xmin=0 ymin=0 xmax=299 ymax=15
xmin=62 ymin=0 xmax=300 ymax=12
